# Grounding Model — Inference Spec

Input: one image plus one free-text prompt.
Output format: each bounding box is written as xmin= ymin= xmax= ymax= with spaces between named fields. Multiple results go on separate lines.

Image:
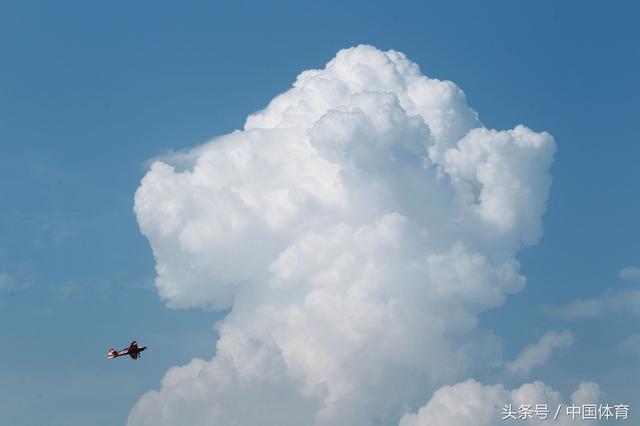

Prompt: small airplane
xmin=107 ymin=340 xmax=147 ymax=360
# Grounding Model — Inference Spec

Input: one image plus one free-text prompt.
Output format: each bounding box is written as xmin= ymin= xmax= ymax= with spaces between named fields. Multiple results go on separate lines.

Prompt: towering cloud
xmin=130 ymin=45 xmax=556 ymax=425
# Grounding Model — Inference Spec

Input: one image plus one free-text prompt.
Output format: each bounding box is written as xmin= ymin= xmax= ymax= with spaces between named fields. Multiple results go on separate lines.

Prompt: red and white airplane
xmin=107 ymin=340 xmax=147 ymax=360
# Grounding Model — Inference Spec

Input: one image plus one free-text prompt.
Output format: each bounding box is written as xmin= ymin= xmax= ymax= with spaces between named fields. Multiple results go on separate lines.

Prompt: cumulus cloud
xmin=570 ymin=382 xmax=602 ymax=406
xmin=398 ymin=379 xmax=601 ymax=426
xmin=130 ymin=45 xmax=556 ymax=425
xmin=619 ymin=266 xmax=640 ymax=283
xmin=506 ymin=330 xmax=574 ymax=377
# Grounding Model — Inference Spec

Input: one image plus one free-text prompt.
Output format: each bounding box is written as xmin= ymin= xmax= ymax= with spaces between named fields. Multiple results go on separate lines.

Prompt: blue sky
xmin=1 ymin=1 xmax=639 ymax=425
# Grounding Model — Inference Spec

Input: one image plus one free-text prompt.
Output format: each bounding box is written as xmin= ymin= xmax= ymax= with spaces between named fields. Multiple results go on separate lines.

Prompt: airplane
xmin=107 ymin=340 xmax=147 ymax=360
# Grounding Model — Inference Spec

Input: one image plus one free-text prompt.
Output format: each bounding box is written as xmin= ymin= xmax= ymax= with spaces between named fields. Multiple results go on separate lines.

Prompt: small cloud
xmin=548 ymin=298 xmax=604 ymax=320
xmin=570 ymin=382 xmax=601 ymax=405
xmin=50 ymin=281 xmax=84 ymax=303
xmin=31 ymin=215 xmax=77 ymax=246
xmin=0 ymin=271 xmax=32 ymax=292
xmin=619 ymin=266 xmax=640 ymax=283
xmin=50 ymin=279 xmax=113 ymax=303
xmin=506 ymin=330 xmax=574 ymax=376
xmin=546 ymin=268 xmax=640 ymax=321
xmin=0 ymin=272 xmax=17 ymax=291
xmin=548 ymin=289 xmax=640 ymax=321
xmin=607 ymin=289 xmax=640 ymax=315
xmin=618 ymin=334 xmax=640 ymax=355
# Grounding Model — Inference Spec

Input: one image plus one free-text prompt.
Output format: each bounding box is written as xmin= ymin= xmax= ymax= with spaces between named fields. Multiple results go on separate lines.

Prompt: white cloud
xmin=570 ymin=382 xmax=601 ymax=406
xmin=549 ymin=298 xmax=604 ymax=320
xmin=0 ymin=272 xmax=17 ymax=291
xmin=619 ymin=266 xmax=640 ymax=283
xmin=550 ymin=267 xmax=640 ymax=320
xmin=0 ymin=271 xmax=30 ymax=292
xmin=397 ymin=379 xmax=508 ymax=426
xmin=552 ymin=289 xmax=640 ymax=320
xmin=506 ymin=330 xmax=574 ymax=377
xmin=618 ymin=334 xmax=640 ymax=355
xmin=398 ymin=379 xmax=601 ymax=426
xmin=129 ymin=45 xmax=556 ymax=425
